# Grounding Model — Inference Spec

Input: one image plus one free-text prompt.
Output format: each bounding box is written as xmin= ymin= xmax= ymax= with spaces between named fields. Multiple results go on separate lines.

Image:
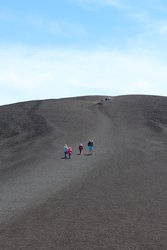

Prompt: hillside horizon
xmin=1 ymin=93 xmax=167 ymax=107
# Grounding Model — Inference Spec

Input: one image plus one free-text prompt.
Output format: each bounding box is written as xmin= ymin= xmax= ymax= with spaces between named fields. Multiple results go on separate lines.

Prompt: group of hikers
xmin=64 ymin=140 xmax=94 ymax=159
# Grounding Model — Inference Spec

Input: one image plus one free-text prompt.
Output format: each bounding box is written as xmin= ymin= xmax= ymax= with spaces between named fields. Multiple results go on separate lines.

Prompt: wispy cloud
xmin=0 ymin=45 xmax=167 ymax=105
xmin=124 ymin=6 xmax=167 ymax=49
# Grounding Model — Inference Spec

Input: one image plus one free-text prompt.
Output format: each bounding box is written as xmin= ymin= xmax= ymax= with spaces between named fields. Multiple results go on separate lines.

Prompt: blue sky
xmin=0 ymin=0 xmax=167 ymax=105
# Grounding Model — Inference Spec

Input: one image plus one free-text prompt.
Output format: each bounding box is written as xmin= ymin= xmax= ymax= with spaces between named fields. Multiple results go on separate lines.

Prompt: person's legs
xmin=91 ymin=146 xmax=93 ymax=154
xmin=69 ymin=153 xmax=71 ymax=159
xmin=64 ymin=152 xmax=67 ymax=158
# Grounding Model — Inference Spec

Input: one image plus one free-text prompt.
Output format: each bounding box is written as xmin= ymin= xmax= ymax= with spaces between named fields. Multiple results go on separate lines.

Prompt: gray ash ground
xmin=0 ymin=95 xmax=167 ymax=250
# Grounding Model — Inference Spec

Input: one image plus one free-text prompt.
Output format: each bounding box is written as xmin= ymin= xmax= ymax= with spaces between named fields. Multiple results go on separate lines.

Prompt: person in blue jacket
xmin=88 ymin=140 xmax=93 ymax=153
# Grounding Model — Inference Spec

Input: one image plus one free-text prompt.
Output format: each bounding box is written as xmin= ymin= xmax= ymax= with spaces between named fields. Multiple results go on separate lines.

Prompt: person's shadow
xmin=84 ymin=153 xmax=92 ymax=156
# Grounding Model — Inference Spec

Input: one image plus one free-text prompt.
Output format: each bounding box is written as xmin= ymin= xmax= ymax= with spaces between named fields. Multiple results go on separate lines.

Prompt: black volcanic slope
xmin=1 ymin=95 xmax=167 ymax=250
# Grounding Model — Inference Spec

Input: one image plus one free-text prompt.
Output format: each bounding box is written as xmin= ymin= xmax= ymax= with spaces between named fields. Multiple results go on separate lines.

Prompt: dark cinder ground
xmin=0 ymin=95 xmax=167 ymax=250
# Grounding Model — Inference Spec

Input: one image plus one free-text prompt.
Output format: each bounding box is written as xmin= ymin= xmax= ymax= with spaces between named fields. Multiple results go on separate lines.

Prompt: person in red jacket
xmin=79 ymin=143 xmax=83 ymax=155
xmin=68 ymin=146 xmax=72 ymax=159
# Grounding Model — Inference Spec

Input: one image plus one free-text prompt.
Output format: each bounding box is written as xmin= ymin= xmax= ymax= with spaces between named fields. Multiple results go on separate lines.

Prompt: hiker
xmin=64 ymin=144 xmax=68 ymax=159
xmin=88 ymin=140 xmax=93 ymax=153
xmin=79 ymin=143 xmax=83 ymax=155
xmin=68 ymin=146 xmax=72 ymax=159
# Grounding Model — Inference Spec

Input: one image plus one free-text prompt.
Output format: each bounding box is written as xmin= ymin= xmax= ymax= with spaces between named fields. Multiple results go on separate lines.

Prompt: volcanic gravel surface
xmin=0 ymin=95 xmax=167 ymax=249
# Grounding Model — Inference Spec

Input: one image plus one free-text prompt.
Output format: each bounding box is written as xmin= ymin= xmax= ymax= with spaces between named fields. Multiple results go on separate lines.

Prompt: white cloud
xmin=0 ymin=46 xmax=167 ymax=105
